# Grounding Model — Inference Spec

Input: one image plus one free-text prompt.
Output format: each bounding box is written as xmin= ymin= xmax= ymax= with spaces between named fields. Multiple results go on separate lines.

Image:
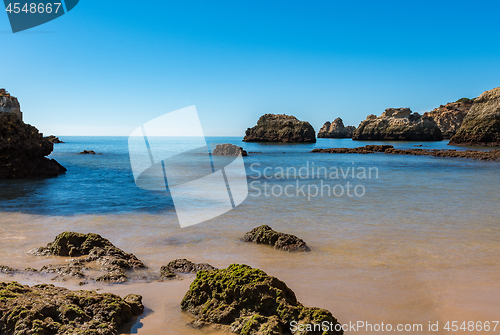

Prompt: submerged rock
xmin=181 ymin=264 xmax=343 ymax=334
xmin=0 ymin=281 xmax=143 ymax=335
xmin=0 ymin=111 xmax=66 ymax=179
xmin=243 ymin=225 xmax=310 ymax=252
xmin=449 ymin=87 xmax=500 ymax=146
xmin=0 ymin=266 xmax=15 ymax=275
xmin=244 ymin=114 xmax=316 ymax=143
xmin=423 ymin=99 xmax=473 ymax=139
xmin=33 ymin=232 xmax=147 ymax=283
xmin=160 ymin=259 xmax=217 ymax=279
xmin=318 ymin=117 xmax=356 ymax=138
xmin=212 ymin=143 xmax=248 ymax=156
xmin=45 ymin=135 xmax=65 ymax=144
xmin=79 ymin=150 xmax=98 ymax=155
xmin=352 ymin=108 xmax=443 ymax=141
xmin=312 ymin=145 xmax=500 ymax=161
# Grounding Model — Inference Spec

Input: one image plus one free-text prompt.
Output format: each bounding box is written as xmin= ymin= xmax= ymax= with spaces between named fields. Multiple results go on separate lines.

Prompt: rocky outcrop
xmin=312 ymin=145 xmax=500 ymax=161
xmin=318 ymin=117 xmax=356 ymax=138
xmin=45 ymin=135 xmax=65 ymax=143
xmin=352 ymin=108 xmax=443 ymax=141
xmin=79 ymin=150 xmax=98 ymax=155
xmin=0 ymin=112 xmax=66 ymax=179
xmin=0 ymin=89 xmax=22 ymax=121
xmin=212 ymin=143 xmax=248 ymax=156
xmin=160 ymin=259 xmax=216 ymax=279
xmin=243 ymin=225 xmax=311 ymax=252
xmin=423 ymin=99 xmax=473 ymax=139
xmin=181 ymin=264 xmax=343 ymax=334
xmin=32 ymin=232 xmax=147 ymax=283
xmin=0 ymin=281 xmax=143 ymax=335
xmin=449 ymin=87 xmax=500 ymax=146
xmin=244 ymin=114 xmax=316 ymax=143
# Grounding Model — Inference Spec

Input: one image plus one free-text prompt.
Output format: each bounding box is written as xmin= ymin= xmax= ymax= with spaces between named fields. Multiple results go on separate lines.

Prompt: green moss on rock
xmin=181 ymin=264 xmax=342 ymax=334
xmin=0 ymin=281 xmax=144 ymax=335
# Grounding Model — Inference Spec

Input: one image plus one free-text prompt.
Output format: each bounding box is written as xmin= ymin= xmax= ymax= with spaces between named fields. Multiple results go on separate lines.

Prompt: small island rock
xmin=212 ymin=143 xmax=248 ymax=156
xmin=318 ymin=117 xmax=356 ymax=138
xmin=244 ymin=114 xmax=316 ymax=143
xmin=243 ymin=225 xmax=310 ymax=252
xmin=352 ymin=108 xmax=443 ymax=141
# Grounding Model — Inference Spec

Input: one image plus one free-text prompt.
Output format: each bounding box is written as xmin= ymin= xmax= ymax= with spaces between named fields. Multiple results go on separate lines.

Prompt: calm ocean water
xmin=0 ymin=137 xmax=499 ymax=334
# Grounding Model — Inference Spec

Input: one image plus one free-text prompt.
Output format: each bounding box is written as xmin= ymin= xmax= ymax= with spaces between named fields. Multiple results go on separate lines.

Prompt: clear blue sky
xmin=1 ymin=0 xmax=500 ymax=136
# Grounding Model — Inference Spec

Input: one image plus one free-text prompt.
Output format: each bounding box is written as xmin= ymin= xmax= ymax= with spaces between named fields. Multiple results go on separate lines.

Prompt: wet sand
xmin=1 ymin=208 xmax=499 ymax=334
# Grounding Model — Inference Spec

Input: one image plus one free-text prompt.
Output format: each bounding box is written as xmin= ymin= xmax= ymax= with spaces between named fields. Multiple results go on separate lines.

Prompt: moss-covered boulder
xmin=33 ymin=232 xmax=146 ymax=283
xmin=0 ymin=281 xmax=143 ymax=335
xmin=181 ymin=264 xmax=342 ymax=334
xmin=243 ymin=225 xmax=310 ymax=252
xmin=160 ymin=259 xmax=217 ymax=279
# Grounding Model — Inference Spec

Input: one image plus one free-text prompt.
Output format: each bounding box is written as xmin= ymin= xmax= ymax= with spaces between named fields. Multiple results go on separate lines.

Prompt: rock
xmin=0 ymin=281 xmax=143 ymax=335
xmin=423 ymin=99 xmax=473 ymax=139
xmin=0 ymin=112 xmax=66 ymax=179
xmin=318 ymin=118 xmax=356 ymax=138
xmin=0 ymin=266 xmax=16 ymax=275
xmin=39 ymin=262 xmax=86 ymax=281
xmin=79 ymin=150 xmax=98 ymax=155
xmin=0 ymin=89 xmax=22 ymax=121
xmin=243 ymin=225 xmax=310 ymax=252
xmin=449 ymin=87 xmax=500 ymax=146
xmin=352 ymin=108 xmax=443 ymax=141
xmin=45 ymin=135 xmax=65 ymax=143
xmin=212 ymin=143 xmax=248 ymax=156
xmin=160 ymin=259 xmax=216 ymax=279
xmin=181 ymin=264 xmax=343 ymax=334
xmin=244 ymin=114 xmax=316 ymax=143
xmin=312 ymin=145 xmax=500 ymax=161
xmin=33 ymin=232 xmax=147 ymax=283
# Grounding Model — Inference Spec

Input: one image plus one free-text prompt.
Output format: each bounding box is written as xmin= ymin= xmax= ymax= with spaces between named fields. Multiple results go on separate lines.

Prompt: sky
xmin=1 ymin=0 xmax=500 ymax=136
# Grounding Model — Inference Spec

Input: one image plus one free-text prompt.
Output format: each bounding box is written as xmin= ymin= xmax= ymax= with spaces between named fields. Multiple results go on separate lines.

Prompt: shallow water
xmin=0 ymin=137 xmax=499 ymax=334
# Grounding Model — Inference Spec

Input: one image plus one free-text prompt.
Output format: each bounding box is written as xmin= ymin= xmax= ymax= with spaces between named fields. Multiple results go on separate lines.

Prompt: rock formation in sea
xmin=0 ymin=89 xmax=66 ymax=179
xmin=160 ymin=259 xmax=217 ymax=279
xmin=449 ymin=87 xmax=500 ymax=146
xmin=318 ymin=117 xmax=356 ymax=138
xmin=423 ymin=98 xmax=473 ymax=139
xmin=181 ymin=264 xmax=343 ymax=334
xmin=0 ymin=281 xmax=143 ymax=335
xmin=312 ymin=145 xmax=500 ymax=161
xmin=45 ymin=135 xmax=65 ymax=143
xmin=0 ymin=88 xmax=22 ymax=121
xmin=352 ymin=108 xmax=443 ymax=141
xmin=243 ymin=225 xmax=311 ymax=252
xmin=212 ymin=143 xmax=248 ymax=156
xmin=243 ymin=114 xmax=316 ymax=143
xmin=32 ymin=232 xmax=147 ymax=283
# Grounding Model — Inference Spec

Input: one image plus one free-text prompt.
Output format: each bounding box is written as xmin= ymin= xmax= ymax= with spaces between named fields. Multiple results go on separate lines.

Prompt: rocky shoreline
xmin=312 ymin=145 xmax=500 ymax=161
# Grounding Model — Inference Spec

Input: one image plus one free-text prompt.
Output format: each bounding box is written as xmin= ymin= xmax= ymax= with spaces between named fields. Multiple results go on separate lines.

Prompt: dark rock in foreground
xmin=160 ymin=259 xmax=217 ymax=278
xmin=0 ymin=112 xmax=66 ymax=179
xmin=244 ymin=114 xmax=316 ymax=143
xmin=318 ymin=117 xmax=356 ymax=138
xmin=181 ymin=264 xmax=343 ymax=335
xmin=33 ymin=232 xmax=147 ymax=283
xmin=449 ymin=87 xmax=500 ymax=146
xmin=243 ymin=225 xmax=311 ymax=252
xmin=212 ymin=143 xmax=248 ymax=156
xmin=0 ymin=281 xmax=143 ymax=335
xmin=352 ymin=108 xmax=443 ymax=141
xmin=312 ymin=145 xmax=500 ymax=161
xmin=423 ymin=99 xmax=473 ymax=139
xmin=45 ymin=135 xmax=65 ymax=143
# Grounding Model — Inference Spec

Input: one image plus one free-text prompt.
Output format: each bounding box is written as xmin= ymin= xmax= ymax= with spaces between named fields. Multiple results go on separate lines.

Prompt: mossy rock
xmin=181 ymin=264 xmax=342 ymax=334
xmin=0 ymin=281 xmax=143 ymax=335
xmin=243 ymin=226 xmax=310 ymax=252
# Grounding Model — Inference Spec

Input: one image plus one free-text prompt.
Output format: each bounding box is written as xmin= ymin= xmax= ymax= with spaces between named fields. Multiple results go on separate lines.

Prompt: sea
xmin=0 ymin=137 xmax=499 ymax=334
